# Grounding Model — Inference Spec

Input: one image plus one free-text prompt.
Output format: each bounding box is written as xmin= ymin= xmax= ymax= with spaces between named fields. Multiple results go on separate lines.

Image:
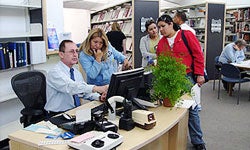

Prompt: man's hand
xmin=99 ymin=92 xmax=107 ymax=102
xmin=93 ymin=84 xmax=108 ymax=93
xmin=122 ymin=59 xmax=132 ymax=71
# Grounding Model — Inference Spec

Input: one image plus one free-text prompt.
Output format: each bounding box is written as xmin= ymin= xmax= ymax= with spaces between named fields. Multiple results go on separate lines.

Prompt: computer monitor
xmin=105 ymin=67 xmax=146 ymax=113
xmin=137 ymin=71 xmax=153 ymax=101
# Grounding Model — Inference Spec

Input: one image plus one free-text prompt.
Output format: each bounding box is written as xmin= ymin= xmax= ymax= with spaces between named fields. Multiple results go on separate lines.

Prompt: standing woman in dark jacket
xmin=106 ymin=22 xmax=127 ymax=55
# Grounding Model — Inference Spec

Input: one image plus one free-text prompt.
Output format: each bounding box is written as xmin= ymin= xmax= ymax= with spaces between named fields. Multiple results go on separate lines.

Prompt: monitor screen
xmin=106 ymin=67 xmax=145 ymax=113
xmin=137 ymin=71 xmax=153 ymax=101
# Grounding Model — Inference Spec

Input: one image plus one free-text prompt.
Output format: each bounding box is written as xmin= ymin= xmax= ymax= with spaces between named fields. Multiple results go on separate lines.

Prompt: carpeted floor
xmin=187 ymin=80 xmax=250 ymax=150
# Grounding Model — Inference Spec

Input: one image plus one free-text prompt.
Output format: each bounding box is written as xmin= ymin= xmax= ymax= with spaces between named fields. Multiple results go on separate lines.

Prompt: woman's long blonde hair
xmin=79 ymin=28 xmax=108 ymax=61
xmin=111 ymin=22 xmax=121 ymax=31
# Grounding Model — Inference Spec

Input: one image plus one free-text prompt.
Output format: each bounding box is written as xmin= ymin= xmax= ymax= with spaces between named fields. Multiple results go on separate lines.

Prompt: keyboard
xmin=49 ymin=115 xmax=75 ymax=126
xmin=91 ymin=103 xmax=106 ymax=115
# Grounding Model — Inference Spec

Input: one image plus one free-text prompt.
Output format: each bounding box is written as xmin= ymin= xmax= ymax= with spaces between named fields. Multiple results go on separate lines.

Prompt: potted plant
xmin=150 ymin=52 xmax=192 ymax=107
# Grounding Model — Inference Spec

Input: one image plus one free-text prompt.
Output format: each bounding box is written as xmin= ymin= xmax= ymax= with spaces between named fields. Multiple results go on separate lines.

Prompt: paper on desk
xmin=24 ymin=124 xmax=62 ymax=135
xmin=76 ymin=108 xmax=91 ymax=123
xmin=175 ymin=99 xmax=195 ymax=108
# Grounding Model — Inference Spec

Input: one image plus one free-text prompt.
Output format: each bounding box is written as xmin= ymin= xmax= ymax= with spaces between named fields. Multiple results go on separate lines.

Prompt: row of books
xmin=91 ymin=4 xmax=132 ymax=23
xmin=0 ymin=41 xmax=46 ymax=70
xmin=0 ymin=42 xmax=27 ymax=70
xmin=234 ymin=8 xmax=250 ymax=21
xmin=235 ymin=22 xmax=249 ymax=33
xmin=92 ymin=21 xmax=132 ymax=34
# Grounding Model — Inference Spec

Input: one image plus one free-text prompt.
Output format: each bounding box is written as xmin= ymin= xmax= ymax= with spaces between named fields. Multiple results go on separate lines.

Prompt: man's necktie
xmin=70 ymin=68 xmax=81 ymax=107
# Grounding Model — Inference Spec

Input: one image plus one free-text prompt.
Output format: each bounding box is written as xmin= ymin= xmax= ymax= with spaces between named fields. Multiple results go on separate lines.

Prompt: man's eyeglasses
xmin=63 ymin=49 xmax=79 ymax=54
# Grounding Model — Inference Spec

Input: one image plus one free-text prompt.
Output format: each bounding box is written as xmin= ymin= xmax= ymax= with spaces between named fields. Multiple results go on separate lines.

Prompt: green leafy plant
xmin=150 ymin=52 xmax=192 ymax=106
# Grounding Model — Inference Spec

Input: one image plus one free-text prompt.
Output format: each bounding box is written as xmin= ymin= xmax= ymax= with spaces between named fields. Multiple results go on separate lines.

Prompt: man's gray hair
xmin=234 ymin=39 xmax=247 ymax=47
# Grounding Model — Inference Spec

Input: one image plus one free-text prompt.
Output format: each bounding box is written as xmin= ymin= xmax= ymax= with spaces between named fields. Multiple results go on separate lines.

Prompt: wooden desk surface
xmin=8 ymin=101 xmax=188 ymax=150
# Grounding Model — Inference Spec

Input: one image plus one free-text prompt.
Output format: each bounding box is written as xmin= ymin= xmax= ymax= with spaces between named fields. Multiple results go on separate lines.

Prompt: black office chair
xmin=217 ymin=64 xmax=250 ymax=104
xmin=11 ymin=70 xmax=47 ymax=127
xmin=213 ymin=56 xmax=222 ymax=90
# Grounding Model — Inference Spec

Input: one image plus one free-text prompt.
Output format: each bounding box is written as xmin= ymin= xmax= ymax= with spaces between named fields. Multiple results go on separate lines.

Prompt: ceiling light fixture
xmin=84 ymin=0 xmax=108 ymax=4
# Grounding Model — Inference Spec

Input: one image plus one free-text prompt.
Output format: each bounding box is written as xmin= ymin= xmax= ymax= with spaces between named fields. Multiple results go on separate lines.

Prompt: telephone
xmin=106 ymin=96 xmax=148 ymax=118
xmin=68 ymin=131 xmax=123 ymax=150
xmin=106 ymin=96 xmax=148 ymax=131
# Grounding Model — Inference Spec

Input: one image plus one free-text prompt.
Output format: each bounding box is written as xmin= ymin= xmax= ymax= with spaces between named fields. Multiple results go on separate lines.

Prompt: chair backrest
xmin=214 ymin=56 xmax=222 ymax=70
xmin=11 ymin=70 xmax=46 ymax=110
xmin=214 ymin=56 xmax=220 ymax=63
xmin=221 ymin=63 xmax=241 ymax=79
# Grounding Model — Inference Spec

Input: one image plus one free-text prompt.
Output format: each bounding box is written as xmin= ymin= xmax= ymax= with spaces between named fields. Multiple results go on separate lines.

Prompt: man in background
xmin=173 ymin=10 xmax=196 ymax=35
xmin=219 ymin=39 xmax=247 ymax=91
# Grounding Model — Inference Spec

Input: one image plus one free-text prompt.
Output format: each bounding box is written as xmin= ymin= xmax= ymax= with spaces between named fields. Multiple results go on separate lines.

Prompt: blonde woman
xmin=79 ymin=28 xmax=130 ymax=86
xmin=106 ymin=22 xmax=127 ymax=55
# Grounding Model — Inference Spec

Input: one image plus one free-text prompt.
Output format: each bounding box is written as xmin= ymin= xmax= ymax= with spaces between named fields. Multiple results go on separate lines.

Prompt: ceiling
xmin=63 ymin=0 xmax=182 ymax=11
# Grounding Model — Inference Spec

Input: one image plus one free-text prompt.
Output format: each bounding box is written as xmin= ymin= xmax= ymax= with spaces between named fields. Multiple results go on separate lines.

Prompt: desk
xmin=8 ymin=101 xmax=189 ymax=150
xmin=231 ymin=60 xmax=250 ymax=70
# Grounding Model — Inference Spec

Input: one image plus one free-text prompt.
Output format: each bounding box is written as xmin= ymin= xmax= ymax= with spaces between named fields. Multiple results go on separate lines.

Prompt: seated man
xmin=218 ymin=39 xmax=247 ymax=91
xmin=45 ymin=40 xmax=108 ymax=116
xmin=219 ymin=39 xmax=246 ymax=64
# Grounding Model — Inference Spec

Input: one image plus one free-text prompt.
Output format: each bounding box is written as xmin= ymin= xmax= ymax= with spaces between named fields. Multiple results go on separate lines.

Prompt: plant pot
xmin=163 ymin=98 xmax=173 ymax=107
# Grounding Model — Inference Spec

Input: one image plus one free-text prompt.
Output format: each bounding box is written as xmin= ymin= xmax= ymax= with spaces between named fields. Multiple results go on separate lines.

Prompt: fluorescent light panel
xmin=84 ymin=0 xmax=108 ymax=4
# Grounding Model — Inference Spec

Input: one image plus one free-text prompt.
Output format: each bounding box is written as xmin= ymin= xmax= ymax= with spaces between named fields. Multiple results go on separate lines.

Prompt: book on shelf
xmin=0 ymin=41 xmax=29 ymax=70
xmin=104 ymin=10 xmax=113 ymax=21
xmin=122 ymin=5 xmax=131 ymax=18
xmin=126 ymin=37 xmax=132 ymax=51
xmin=8 ymin=42 xmax=17 ymax=68
xmin=122 ymin=21 xmax=132 ymax=34
xmin=118 ymin=7 xmax=125 ymax=19
xmin=98 ymin=11 xmax=106 ymax=22
xmin=15 ymin=41 xmax=27 ymax=67
xmin=91 ymin=14 xmax=99 ymax=23
xmin=0 ymin=43 xmax=6 ymax=70
xmin=112 ymin=6 xmax=121 ymax=19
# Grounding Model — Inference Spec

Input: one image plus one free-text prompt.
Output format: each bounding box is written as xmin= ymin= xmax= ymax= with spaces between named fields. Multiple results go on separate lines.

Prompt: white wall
xmin=0 ymin=0 xmax=63 ymax=140
xmin=63 ymin=8 xmax=90 ymax=44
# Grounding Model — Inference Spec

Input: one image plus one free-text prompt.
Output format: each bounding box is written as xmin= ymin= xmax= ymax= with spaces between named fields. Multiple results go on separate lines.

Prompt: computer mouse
xmin=62 ymin=113 xmax=72 ymax=120
xmin=91 ymin=139 xmax=104 ymax=148
xmin=107 ymin=133 xmax=119 ymax=139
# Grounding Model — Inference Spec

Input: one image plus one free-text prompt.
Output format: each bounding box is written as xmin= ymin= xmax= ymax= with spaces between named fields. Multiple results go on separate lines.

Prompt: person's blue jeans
xmin=186 ymin=73 xmax=205 ymax=145
xmin=189 ymin=106 xmax=204 ymax=145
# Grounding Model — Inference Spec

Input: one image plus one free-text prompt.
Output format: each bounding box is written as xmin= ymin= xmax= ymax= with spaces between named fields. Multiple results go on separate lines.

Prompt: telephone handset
xmin=106 ymin=96 xmax=148 ymax=115
xmin=107 ymin=96 xmax=125 ymax=113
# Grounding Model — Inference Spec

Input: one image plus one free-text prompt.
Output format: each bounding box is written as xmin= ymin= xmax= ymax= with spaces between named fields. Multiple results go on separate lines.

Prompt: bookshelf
xmin=161 ymin=2 xmax=225 ymax=79
xmin=0 ymin=0 xmax=47 ymax=72
xmin=225 ymin=7 xmax=250 ymax=55
xmin=90 ymin=0 xmax=159 ymax=68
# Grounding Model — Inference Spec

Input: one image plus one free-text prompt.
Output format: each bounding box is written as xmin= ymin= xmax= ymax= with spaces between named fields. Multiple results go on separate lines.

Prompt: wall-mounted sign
xmin=211 ymin=19 xmax=221 ymax=33
xmin=141 ymin=17 xmax=153 ymax=33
